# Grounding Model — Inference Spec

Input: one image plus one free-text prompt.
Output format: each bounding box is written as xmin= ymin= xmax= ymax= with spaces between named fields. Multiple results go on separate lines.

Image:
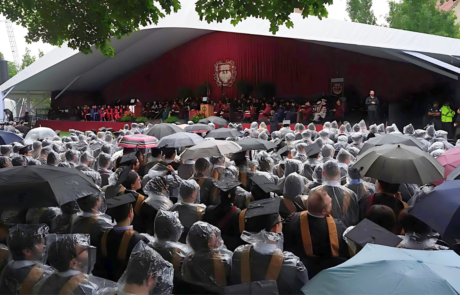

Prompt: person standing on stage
xmin=428 ymin=101 xmax=442 ymax=130
xmin=365 ymin=90 xmax=379 ymax=125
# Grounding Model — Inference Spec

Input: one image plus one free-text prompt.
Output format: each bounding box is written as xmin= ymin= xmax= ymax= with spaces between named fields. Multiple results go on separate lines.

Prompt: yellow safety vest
xmin=441 ymin=106 xmax=455 ymax=123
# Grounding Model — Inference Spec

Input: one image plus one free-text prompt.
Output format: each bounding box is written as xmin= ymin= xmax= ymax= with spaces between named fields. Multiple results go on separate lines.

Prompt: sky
xmin=0 ymin=0 xmax=390 ymax=64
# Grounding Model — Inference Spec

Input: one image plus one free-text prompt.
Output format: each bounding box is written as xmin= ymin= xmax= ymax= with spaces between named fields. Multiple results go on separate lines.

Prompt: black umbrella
xmin=144 ymin=123 xmax=184 ymax=139
xmin=352 ymin=144 xmax=444 ymax=185
xmin=0 ymin=166 xmax=100 ymax=208
xmin=237 ymin=138 xmax=277 ymax=151
xmin=206 ymin=128 xmax=240 ymax=139
xmin=198 ymin=116 xmax=228 ymax=126
xmin=358 ymin=133 xmax=425 ymax=155
xmin=410 ymin=180 xmax=460 ymax=245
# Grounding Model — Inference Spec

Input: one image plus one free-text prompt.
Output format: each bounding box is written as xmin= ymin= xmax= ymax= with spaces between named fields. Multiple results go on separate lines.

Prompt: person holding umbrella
xmin=192 ymin=158 xmax=220 ymax=207
xmin=0 ymin=156 xmax=12 ymax=168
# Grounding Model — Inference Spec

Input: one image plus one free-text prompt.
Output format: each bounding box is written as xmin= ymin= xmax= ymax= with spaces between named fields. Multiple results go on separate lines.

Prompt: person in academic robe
xmin=0 ymin=224 xmax=54 ymax=295
xmin=98 ymin=194 xmax=150 ymax=282
xmin=192 ymin=158 xmax=220 ymax=206
xmin=97 ymin=153 xmax=113 ymax=187
xmin=310 ymin=160 xmax=360 ymax=227
xmin=70 ymin=193 xmax=113 ymax=250
xmin=33 ymin=234 xmax=113 ymax=295
xmin=53 ymin=201 xmax=80 ymax=234
xmin=280 ymin=173 xmax=307 ymax=219
xmin=203 ymin=178 xmax=243 ymax=251
xmin=98 ymin=241 xmax=174 ymax=295
xmin=171 ymin=180 xmax=206 ymax=244
xmin=283 ymin=187 xmax=350 ymax=279
xmin=76 ymin=151 xmax=96 ymax=173
xmin=138 ymin=176 xmax=173 ymax=235
xmin=231 ymin=198 xmax=309 ymax=294
xmin=181 ymin=222 xmax=233 ymax=294
xmin=178 ymin=159 xmax=196 ymax=180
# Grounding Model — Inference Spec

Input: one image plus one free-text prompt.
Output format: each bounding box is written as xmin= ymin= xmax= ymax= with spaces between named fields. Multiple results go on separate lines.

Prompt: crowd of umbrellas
xmin=0 ymin=117 xmax=460 ymax=294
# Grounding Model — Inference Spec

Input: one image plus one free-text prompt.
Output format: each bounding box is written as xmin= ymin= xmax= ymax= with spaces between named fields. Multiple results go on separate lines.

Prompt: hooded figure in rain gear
xmin=347 ymin=132 xmax=364 ymax=150
xmin=293 ymin=143 xmax=308 ymax=163
xmin=280 ymin=173 xmax=308 ymax=218
xmin=321 ymin=144 xmax=334 ymax=163
xmin=310 ymin=160 xmax=360 ymax=227
xmin=181 ymin=222 xmax=233 ymax=293
xmin=138 ymin=176 xmax=173 ymax=236
xmin=403 ymin=124 xmax=415 ymax=136
xmin=98 ymin=241 xmax=174 ymax=295
xmin=192 ymin=158 xmax=220 ymax=206
xmin=345 ymin=167 xmax=375 ymax=202
xmin=147 ymin=210 xmax=191 ymax=282
xmin=33 ymin=234 xmax=115 ymax=295
xmin=231 ymin=198 xmax=309 ymax=294
xmin=319 ymin=130 xmax=334 ymax=145
xmin=301 ymin=130 xmax=314 ymax=145
xmin=171 ymin=180 xmax=206 ymax=243
xmin=204 ymin=177 xmax=244 ymax=251
xmin=336 ymin=148 xmax=354 ymax=185
xmin=0 ymin=224 xmax=54 ymax=295
xmin=283 ymin=187 xmax=350 ymax=278
xmin=302 ymin=143 xmax=322 ymax=181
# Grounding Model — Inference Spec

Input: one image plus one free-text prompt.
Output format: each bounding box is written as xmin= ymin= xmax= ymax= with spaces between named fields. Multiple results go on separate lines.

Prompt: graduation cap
xmin=250 ymin=175 xmax=279 ymax=193
xmin=282 ymin=120 xmax=290 ymax=126
xmin=18 ymin=145 xmax=31 ymax=155
xmin=216 ymin=178 xmax=241 ymax=192
xmin=106 ymin=194 xmax=136 ymax=212
xmin=345 ymin=218 xmax=402 ymax=248
xmin=120 ymin=153 xmax=138 ymax=167
xmin=305 ymin=143 xmax=321 ymax=157
xmin=244 ymin=198 xmax=281 ymax=232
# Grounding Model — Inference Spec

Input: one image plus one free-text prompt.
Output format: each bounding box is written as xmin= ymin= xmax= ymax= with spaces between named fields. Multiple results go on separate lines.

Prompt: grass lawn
xmin=59 ymin=131 xmax=70 ymax=137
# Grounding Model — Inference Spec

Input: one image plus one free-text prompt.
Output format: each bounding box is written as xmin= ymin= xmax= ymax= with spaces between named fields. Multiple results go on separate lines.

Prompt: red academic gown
xmin=258 ymin=106 xmax=271 ymax=120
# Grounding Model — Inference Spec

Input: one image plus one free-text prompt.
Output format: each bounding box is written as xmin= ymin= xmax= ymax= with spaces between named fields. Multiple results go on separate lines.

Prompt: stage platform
xmin=36 ymin=120 xmax=324 ymax=133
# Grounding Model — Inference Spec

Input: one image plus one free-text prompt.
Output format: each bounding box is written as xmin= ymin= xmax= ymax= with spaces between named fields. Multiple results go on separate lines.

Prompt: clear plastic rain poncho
xmin=312 ymin=160 xmax=359 ymax=227
xmin=348 ymin=132 xmax=364 ymax=150
xmin=432 ymin=137 xmax=454 ymax=150
xmin=358 ymin=120 xmax=369 ymax=137
xmin=0 ymin=145 xmax=12 ymax=156
xmin=0 ymin=156 xmax=12 ymax=168
xmin=284 ymin=158 xmax=303 ymax=177
xmin=12 ymin=143 xmax=24 ymax=155
xmin=430 ymin=149 xmax=445 ymax=158
xmin=10 ymin=155 xmax=26 ymax=167
xmin=285 ymin=133 xmax=295 ymax=147
xmin=376 ymin=123 xmax=384 ymax=135
xmin=255 ymin=151 xmax=275 ymax=172
xmin=337 ymin=148 xmax=354 ymax=183
xmin=322 ymin=121 xmax=331 ymax=132
xmin=271 ymin=131 xmax=281 ymax=140
xmin=346 ymin=146 xmax=360 ymax=159
xmin=307 ymin=123 xmax=318 ymax=139
xmin=352 ymin=124 xmax=360 ymax=133
xmin=295 ymin=123 xmax=305 ymax=133
xmin=210 ymin=155 xmax=226 ymax=180
xmin=82 ymin=170 xmax=102 ymax=187
xmin=428 ymin=141 xmax=444 ymax=154
xmin=426 ymin=125 xmax=436 ymax=140
xmin=65 ymin=150 xmax=80 ymax=167
xmin=301 ymin=130 xmax=314 ymax=144
xmin=32 ymin=141 xmax=42 ymax=159
xmin=369 ymin=124 xmax=378 ymax=134
xmin=143 ymin=176 xmax=173 ymax=211
xmin=182 ymin=222 xmax=232 ymax=292
xmin=293 ymin=143 xmax=308 ymax=163
xmin=385 ymin=125 xmax=396 ymax=134
xmin=107 ymin=241 xmax=174 ymax=295
xmin=306 ymin=164 xmax=324 ymax=193
xmin=314 ymin=137 xmax=323 ymax=149
xmin=97 ymin=132 xmax=105 ymax=140
xmin=47 ymin=151 xmax=61 ymax=166
xmin=146 ymin=210 xmax=191 ymax=274
xmin=258 ymin=132 xmax=268 ymax=141
xmin=345 ymin=166 xmax=375 ymax=201
xmin=338 ymin=124 xmax=348 ymax=135
xmin=321 ymin=144 xmax=334 ymax=163
xmin=284 ymin=172 xmax=308 ymax=200
xmin=334 ymin=135 xmax=348 ymax=151
xmin=403 ymin=124 xmax=415 ymax=136
xmin=319 ymin=130 xmax=334 ymax=145
xmin=1 ymin=224 xmax=54 ymax=295
xmin=80 ymin=151 xmax=95 ymax=166
xmin=457 ymin=139 xmax=460 ymax=147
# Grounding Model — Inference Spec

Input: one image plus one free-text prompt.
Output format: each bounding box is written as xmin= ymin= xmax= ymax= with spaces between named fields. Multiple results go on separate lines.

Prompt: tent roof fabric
xmin=2 ymin=1 xmax=460 ymax=94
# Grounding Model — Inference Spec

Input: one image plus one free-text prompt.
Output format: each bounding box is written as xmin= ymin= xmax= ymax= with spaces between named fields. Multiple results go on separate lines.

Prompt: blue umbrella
xmin=410 ymin=180 xmax=460 ymax=245
xmin=0 ymin=131 xmax=23 ymax=145
xmin=302 ymin=244 xmax=460 ymax=295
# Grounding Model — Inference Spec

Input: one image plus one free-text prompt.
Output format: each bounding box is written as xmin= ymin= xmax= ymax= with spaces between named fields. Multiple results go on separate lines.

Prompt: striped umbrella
xmin=119 ymin=134 xmax=158 ymax=149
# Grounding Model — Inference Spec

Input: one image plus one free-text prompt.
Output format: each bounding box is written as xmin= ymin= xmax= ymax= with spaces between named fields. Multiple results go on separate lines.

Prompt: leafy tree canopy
xmin=0 ymin=0 xmax=332 ymax=57
xmin=346 ymin=0 xmax=377 ymax=25
xmin=387 ymin=0 xmax=460 ymax=38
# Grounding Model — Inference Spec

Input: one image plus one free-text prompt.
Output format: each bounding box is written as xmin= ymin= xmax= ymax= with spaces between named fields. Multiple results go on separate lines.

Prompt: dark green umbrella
xmin=358 ymin=133 xmax=425 ymax=155
xmin=352 ymin=144 xmax=444 ymax=185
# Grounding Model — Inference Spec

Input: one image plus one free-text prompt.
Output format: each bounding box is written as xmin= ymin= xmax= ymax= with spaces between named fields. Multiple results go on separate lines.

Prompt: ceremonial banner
xmin=214 ymin=59 xmax=237 ymax=87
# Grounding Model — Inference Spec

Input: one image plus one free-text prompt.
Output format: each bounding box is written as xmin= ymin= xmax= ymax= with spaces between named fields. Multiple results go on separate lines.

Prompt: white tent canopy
xmin=2 ymin=0 xmax=460 ymax=97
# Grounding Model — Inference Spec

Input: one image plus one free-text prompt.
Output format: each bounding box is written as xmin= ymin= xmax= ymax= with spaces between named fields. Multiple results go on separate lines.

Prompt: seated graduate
xmin=0 ymin=224 xmax=54 ymax=295
xmin=283 ymin=187 xmax=350 ymax=279
xmin=181 ymin=222 xmax=233 ymax=294
xmin=33 ymin=234 xmax=115 ymax=294
xmin=231 ymin=198 xmax=309 ymax=294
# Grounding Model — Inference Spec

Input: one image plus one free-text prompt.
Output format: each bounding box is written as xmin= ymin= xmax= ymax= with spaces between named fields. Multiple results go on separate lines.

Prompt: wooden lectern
xmin=134 ymin=102 xmax=143 ymax=118
xmin=200 ymin=104 xmax=214 ymax=118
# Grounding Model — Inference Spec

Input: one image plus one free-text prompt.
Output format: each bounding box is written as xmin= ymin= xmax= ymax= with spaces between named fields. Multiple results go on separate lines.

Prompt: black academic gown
xmin=283 ymin=212 xmax=349 ymax=278
xmin=98 ymin=227 xmax=149 ymax=281
xmin=53 ymin=213 xmax=74 ymax=234
xmin=231 ymin=246 xmax=309 ymax=295
xmin=71 ymin=215 xmax=113 ymax=247
xmin=36 ymin=272 xmax=94 ymax=295
xmin=171 ymin=203 xmax=205 ymax=244
xmin=203 ymin=204 xmax=243 ymax=251
xmin=279 ymin=196 xmax=306 ymax=220
xmin=192 ymin=175 xmax=220 ymax=206
xmin=0 ymin=262 xmax=51 ymax=295
xmin=178 ymin=163 xmax=195 ymax=180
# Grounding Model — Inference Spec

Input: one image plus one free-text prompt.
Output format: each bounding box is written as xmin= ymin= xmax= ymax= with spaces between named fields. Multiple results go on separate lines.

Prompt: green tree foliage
xmin=346 ymin=0 xmax=377 ymax=25
xmin=387 ymin=0 xmax=460 ymax=38
xmin=0 ymin=0 xmax=332 ymax=57
xmin=21 ymin=48 xmax=36 ymax=70
xmin=38 ymin=49 xmax=44 ymax=58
